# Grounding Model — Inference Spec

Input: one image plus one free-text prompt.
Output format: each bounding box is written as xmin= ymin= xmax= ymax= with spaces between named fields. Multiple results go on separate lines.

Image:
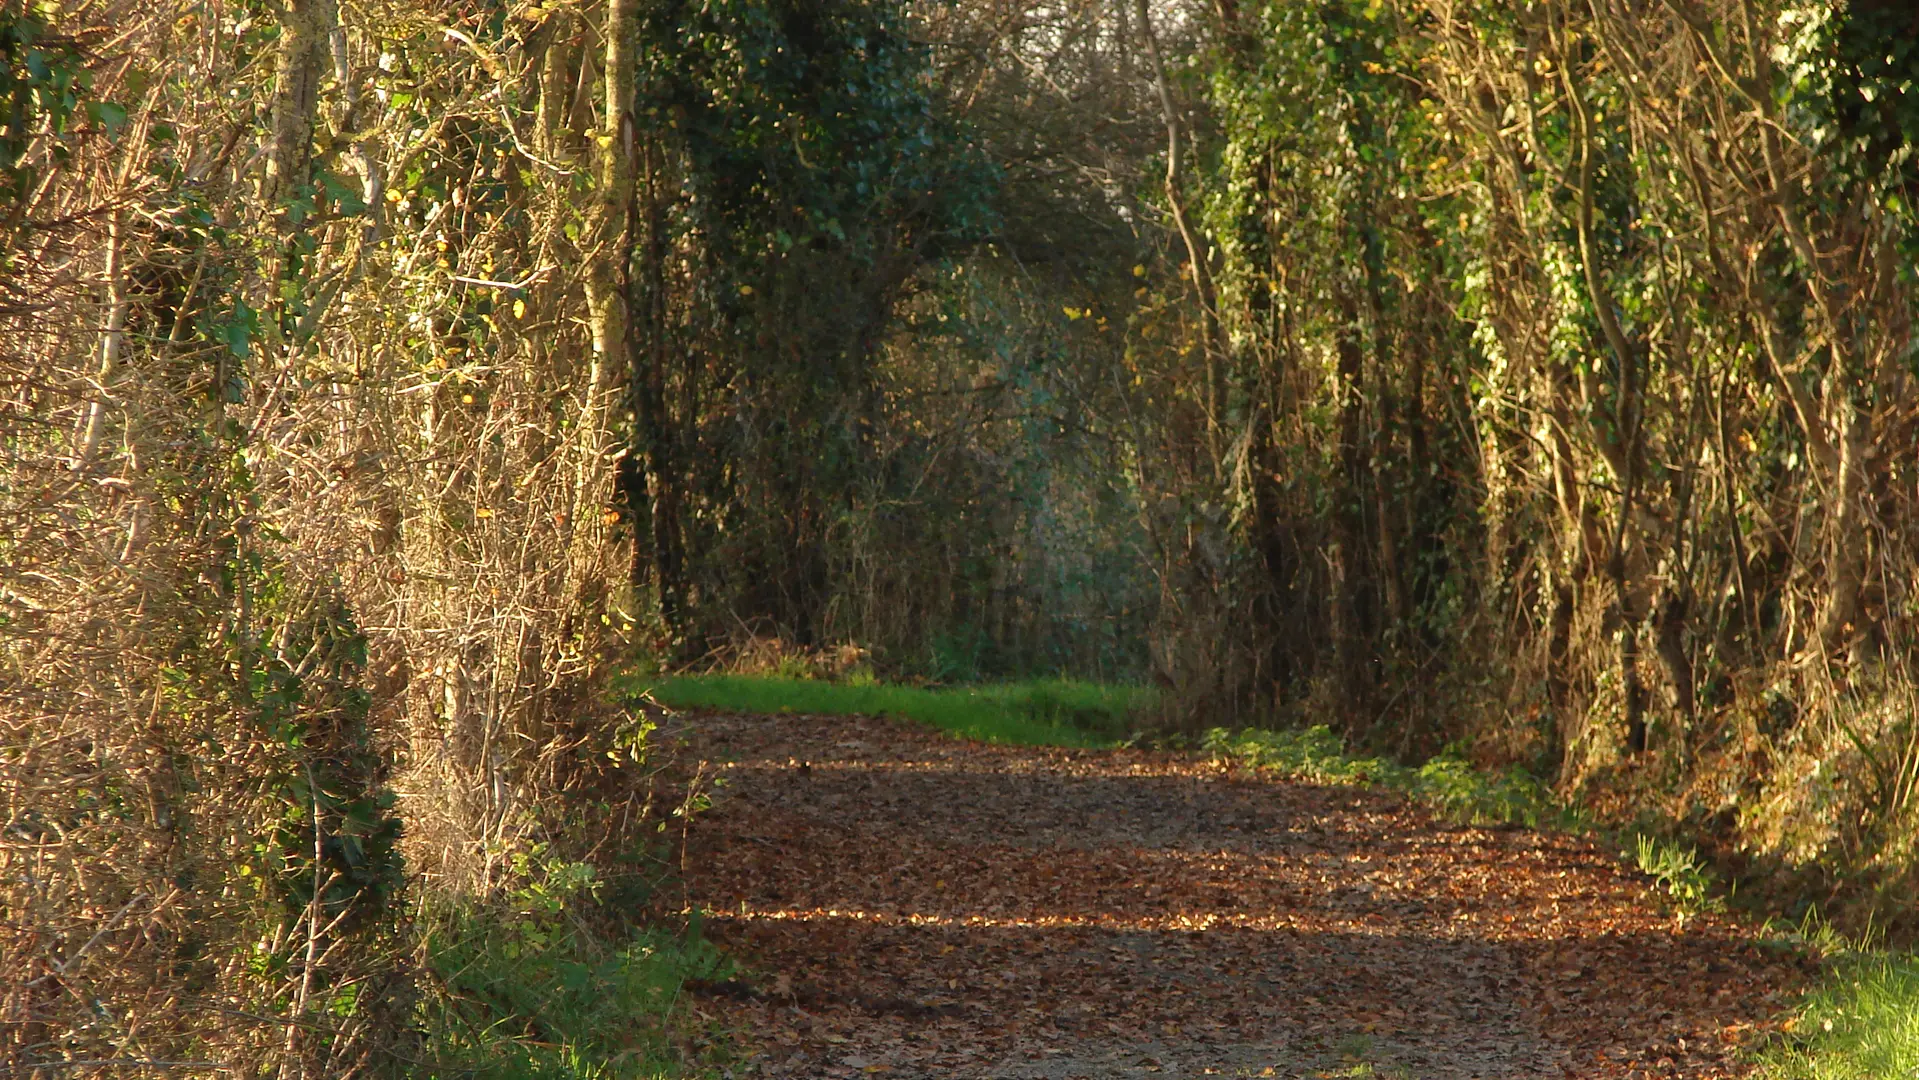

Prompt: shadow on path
xmin=673 ymin=714 xmax=1809 ymax=1079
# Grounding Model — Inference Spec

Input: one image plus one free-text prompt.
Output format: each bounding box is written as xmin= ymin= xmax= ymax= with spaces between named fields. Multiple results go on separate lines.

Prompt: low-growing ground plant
xmin=420 ymin=851 xmax=735 ymax=1079
xmin=1201 ymin=725 xmax=1568 ymax=830
xmin=1761 ymin=950 xmax=1919 ymax=1079
xmin=1632 ymin=835 xmax=1724 ymax=916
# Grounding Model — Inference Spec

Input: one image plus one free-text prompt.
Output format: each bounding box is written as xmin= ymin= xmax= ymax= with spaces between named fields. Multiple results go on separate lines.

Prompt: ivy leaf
xmin=223 ymin=300 xmax=256 ymax=358
xmin=85 ymin=100 xmax=128 ymax=137
xmin=319 ymin=170 xmax=367 ymax=217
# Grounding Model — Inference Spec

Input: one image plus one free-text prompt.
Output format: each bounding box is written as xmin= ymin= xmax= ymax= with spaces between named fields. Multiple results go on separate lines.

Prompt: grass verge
xmin=1200 ymin=725 xmax=1569 ymax=831
xmin=1757 ymin=941 xmax=1919 ymax=1078
xmin=419 ymin=852 xmax=733 ymax=1079
xmin=646 ymin=674 xmax=1149 ymax=746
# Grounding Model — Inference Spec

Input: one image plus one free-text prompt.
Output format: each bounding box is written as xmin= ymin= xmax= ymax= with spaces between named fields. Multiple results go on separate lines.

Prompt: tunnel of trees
xmin=5 ymin=0 xmax=1919 ymax=1072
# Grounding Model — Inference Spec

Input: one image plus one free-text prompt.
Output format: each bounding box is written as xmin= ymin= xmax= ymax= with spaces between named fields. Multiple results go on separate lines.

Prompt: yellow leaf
xmin=1133 ymin=264 xmax=1146 ymax=277
xmin=475 ymin=508 xmax=493 ymax=519
xmin=739 ymin=284 xmax=754 ymax=296
xmin=512 ymin=299 xmax=527 ymax=319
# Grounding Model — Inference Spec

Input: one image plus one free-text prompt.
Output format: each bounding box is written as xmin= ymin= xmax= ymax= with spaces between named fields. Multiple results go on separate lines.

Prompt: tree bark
xmin=577 ymin=0 xmax=640 ymax=532
xmin=263 ymin=0 xmax=328 ymax=212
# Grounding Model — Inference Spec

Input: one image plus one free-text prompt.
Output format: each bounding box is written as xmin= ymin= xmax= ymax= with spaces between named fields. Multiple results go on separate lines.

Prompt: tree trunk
xmin=1334 ymin=292 xmax=1375 ymax=705
xmin=263 ymin=0 xmax=328 ymax=212
xmin=635 ymin=137 xmax=687 ymax=636
xmin=577 ymin=0 xmax=639 ymax=535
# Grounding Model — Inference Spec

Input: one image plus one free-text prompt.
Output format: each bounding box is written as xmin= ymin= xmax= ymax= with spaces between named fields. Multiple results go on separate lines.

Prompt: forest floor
xmin=669 ymin=711 xmax=1814 ymax=1079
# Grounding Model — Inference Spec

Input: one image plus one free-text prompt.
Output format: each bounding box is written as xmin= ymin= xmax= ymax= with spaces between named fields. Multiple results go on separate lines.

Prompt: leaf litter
xmin=667 ymin=713 xmax=1812 ymax=1078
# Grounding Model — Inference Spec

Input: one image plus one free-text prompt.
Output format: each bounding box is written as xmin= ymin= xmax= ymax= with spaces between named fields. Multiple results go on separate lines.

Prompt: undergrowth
xmin=1760 ymin=949 xmax=1919 ymax=1079
xmin=647 ymin=674 xmax=1149 ymax=746
xmin=1201 ymin=726 xmax=1569 ymax=831
xmin=419 ymin=851 xmax=733 ymax=1079
xmin=1631 ymin=835 xmax=1723 ymax=915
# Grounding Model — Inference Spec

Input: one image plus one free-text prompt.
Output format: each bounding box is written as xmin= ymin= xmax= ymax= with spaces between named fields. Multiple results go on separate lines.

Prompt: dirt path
xmin=673 ymin=713 xmax=1810 ymax=1078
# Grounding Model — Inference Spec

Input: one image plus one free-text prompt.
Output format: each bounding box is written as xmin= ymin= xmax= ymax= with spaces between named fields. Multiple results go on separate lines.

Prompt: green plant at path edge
xmin=1200 ymin=725 xmax=1568 ymax=830
xmin=1761 ymin=950 xmax=1919 ymax=1080
xmin=420 ymin=850 xmax=735 ymax=1079
xmin=1631 ymin=835 xmax=1722 ymax=916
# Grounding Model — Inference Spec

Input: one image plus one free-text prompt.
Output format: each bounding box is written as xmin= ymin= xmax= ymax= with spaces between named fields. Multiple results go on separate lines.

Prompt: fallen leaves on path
xmin=669 ymin=714 xmax=1811 ymax=1078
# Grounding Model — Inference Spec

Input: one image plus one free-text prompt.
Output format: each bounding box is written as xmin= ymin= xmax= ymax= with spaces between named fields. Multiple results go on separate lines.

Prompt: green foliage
xmin=1410 ymin=756 xmax=1560 ymax=830
xmin=648 ymin=0 xmax=996 ymax=258
xmin=242 ymin=599 xmax=406 ymax=930
xmin=1779 ymin=4 xmax=1919 ymax=199
xmin=0 ymin=5 xmax=91 ymax=212
xmin=925 ymin=624 xmax=993 ymax=684
xmin=646 ymin=674 xmax=1150 ymax=747
xmin=1202 ymin=725 xmax=1393 ymax=785
xmin=1203 ymin=724 xmax=1578 ymax=835
xmin=1631 ymin=834 xmax=1724 ymax=916
xmin=422 ymin=854 xmax=731 ymax=1079
xmin=1763 ymin=953 xmax=1919 ymax=1080
xmin=626 ymin=0 xmax=1003 ymax=654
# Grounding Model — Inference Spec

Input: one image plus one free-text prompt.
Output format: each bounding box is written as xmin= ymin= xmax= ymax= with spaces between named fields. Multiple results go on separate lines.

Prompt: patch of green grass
xmin=1328 ymin=1031 xmax=1412 ymax=1078
xmin=1761 ymin=951 xmax=1919 ymax=1079
xmin=1200 ymin=725 xmax=1568 ymax=829
xmin=418 ymin=853 xmax=732 ymax=1079
xmin=646 ymin=674 xmax=1150 ymax=746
